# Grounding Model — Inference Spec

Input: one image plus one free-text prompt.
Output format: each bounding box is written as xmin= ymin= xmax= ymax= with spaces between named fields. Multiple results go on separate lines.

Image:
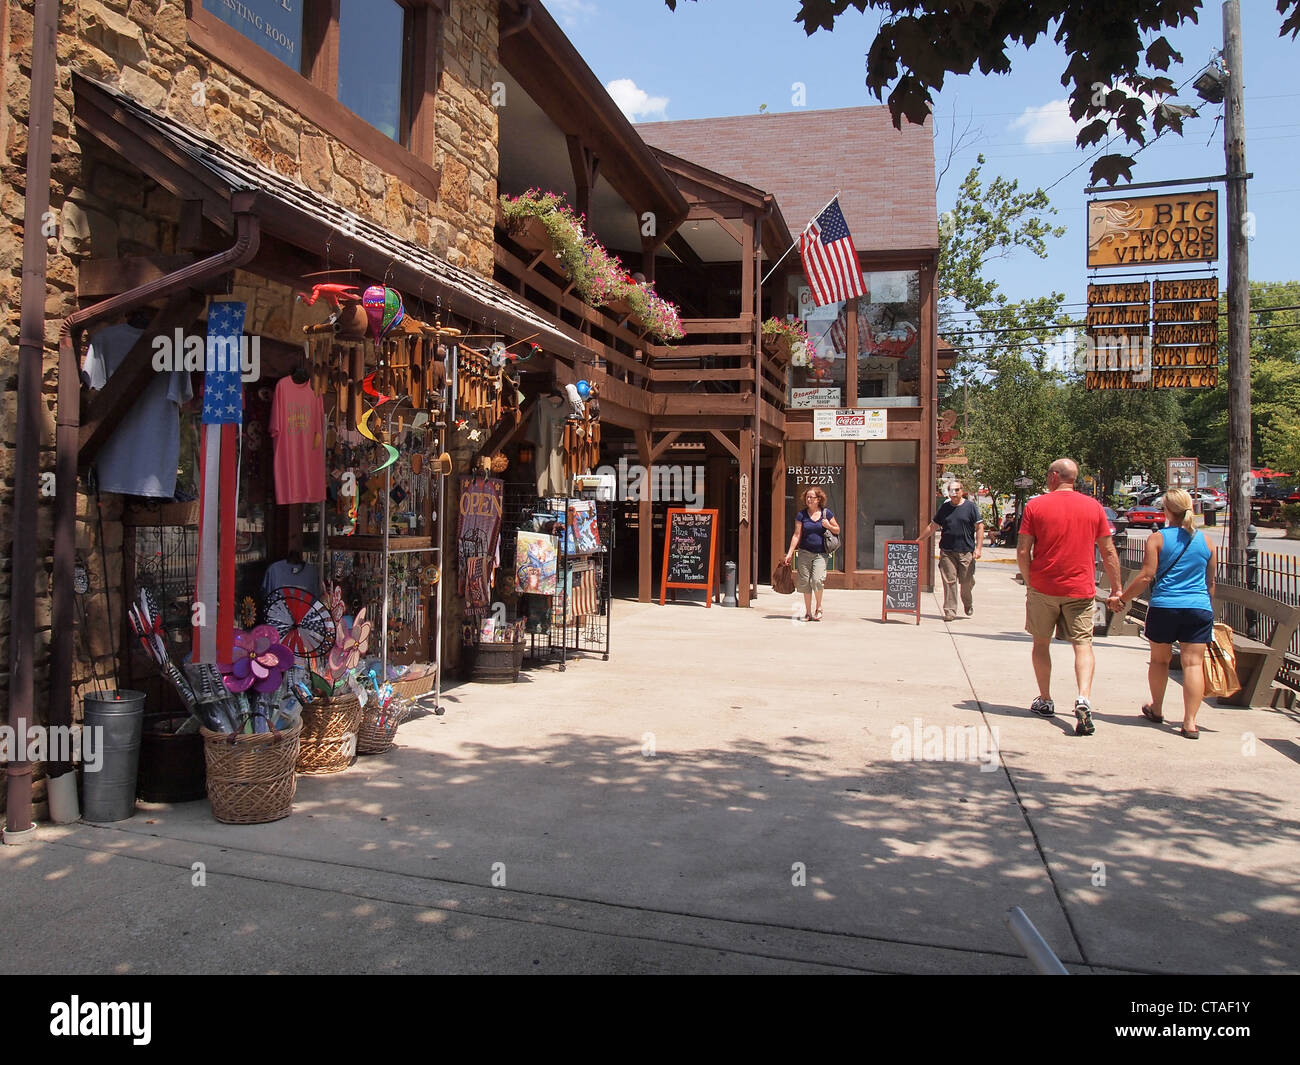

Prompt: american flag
xmin=799 ymin=199 xmax=866 ymax=307
xmin=193 ymin=300 xmax=245 ymax=665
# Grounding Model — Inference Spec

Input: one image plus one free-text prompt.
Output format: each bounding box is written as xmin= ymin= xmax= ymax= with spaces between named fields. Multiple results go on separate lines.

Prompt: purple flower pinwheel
xmin=218 ymin=625 xmax=295 ymax=693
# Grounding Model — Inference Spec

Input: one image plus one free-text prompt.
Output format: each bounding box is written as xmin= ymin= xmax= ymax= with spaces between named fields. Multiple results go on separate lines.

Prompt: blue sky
xmin=553 ymin=0 xmax=1300 ymax=315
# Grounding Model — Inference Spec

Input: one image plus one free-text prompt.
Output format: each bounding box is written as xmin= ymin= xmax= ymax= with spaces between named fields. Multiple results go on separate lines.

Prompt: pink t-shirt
xmin=270 ymin=377 xmax=325 ymax=504
xmin=1019 ymin=490 xmax=1112 ymax=597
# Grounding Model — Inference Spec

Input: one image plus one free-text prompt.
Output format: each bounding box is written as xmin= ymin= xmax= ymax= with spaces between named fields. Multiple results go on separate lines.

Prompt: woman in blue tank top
xmin=1110 ymin=488 xmax=1216 ymax=737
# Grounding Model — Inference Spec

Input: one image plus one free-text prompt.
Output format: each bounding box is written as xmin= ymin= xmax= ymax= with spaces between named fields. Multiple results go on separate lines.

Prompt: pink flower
xmin=219 ymin=625 xmax=295 ymax=693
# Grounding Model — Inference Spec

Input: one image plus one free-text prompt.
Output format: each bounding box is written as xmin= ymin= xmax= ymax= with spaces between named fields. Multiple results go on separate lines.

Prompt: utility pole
xmin=1223 ymin=0 xmax=1251 ymax=569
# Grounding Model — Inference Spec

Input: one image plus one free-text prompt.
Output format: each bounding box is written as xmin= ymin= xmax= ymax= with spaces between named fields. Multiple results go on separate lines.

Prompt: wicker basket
xmin=297 ymin=693 xmax=364 ymax=775
xmin=389 ymin=666 xmax=437 ymax=700
xmin=356 ymin=696 xmax=409 ymax=755
xmin=201 ymin=721 xmax=300 ymax=825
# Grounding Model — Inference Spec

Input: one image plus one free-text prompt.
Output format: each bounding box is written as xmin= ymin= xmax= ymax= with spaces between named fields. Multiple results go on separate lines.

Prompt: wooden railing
xmin=494 ymin=231 xmax=787 ymax=431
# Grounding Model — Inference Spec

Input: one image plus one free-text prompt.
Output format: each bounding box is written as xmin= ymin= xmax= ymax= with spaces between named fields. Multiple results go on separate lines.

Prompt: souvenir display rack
xmin=494 ymin=483 xmax=612 ymax=671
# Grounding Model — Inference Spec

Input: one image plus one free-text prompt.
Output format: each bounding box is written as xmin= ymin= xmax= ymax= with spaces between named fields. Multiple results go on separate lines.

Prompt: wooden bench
xmin=1099 ymin=575 xmax=1300 ymax=709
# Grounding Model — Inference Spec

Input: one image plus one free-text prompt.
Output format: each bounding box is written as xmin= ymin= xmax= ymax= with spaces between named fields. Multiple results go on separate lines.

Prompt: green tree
xmin=1062 ymin=385 xmax=1187 ymax=496
xmin=1180 ymin=280 xmax=1300 ymax=464
xmin=939 ymin=157 xmax=1071 ymax=385
xmin=665 ymin=1 xmax=1300 ymax=186
xmin=964 ymin=353 xmax=1071 ymax=501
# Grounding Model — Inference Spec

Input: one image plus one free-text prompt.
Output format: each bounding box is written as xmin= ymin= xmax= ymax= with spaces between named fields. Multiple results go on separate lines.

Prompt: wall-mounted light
xmin=518 ymin=444 xmax=534 ymax=464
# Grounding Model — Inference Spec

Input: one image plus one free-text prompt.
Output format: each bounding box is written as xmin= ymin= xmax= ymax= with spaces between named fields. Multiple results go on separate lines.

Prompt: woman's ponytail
xmin=1163 ymin=488 xmax=1197 ymax=535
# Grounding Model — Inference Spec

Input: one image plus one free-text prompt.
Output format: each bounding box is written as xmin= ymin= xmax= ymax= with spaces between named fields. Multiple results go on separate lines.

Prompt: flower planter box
xmin=762 ymin=333 xmax=794 ymax=362
xmin=502 ymin=213 xmax=554 ymax=257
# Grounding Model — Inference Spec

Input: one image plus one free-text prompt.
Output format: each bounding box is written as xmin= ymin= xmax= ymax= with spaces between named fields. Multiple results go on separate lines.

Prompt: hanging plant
xmin=500 ymin=189 xmax=686 ymax=341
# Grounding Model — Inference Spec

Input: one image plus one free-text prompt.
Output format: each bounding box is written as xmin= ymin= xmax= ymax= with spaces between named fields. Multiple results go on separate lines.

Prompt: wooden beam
xmin=78 ymin=291 xmax=207 ymax=462
xmin=665 ymin=230 xmax=704 ymax=269
xmin=770 ymin=440 xmax=786 ymax=579
xmin=565 ymin=134 xmax=600 ymax=220
xmin=738 ymin=427 xmax=753 ymax=606
xmin=708 ymin=429 xmax=741 ymax=461
xmin=649 ymin=431 xmax=681 ymax=462
xmin=77 ymin=254 xmax=198 ymax=298
xmin=636 ymin=429 xmax=653 ymax=603
xmin=685 ymin=202 xmax=744 ymax=244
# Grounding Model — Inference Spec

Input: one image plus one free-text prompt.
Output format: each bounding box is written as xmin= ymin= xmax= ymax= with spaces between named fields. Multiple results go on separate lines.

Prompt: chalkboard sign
xmin=882 ymin=540 xmax=921 ymax=624
xmin=659 ymin=508 xmax=719 ymax=607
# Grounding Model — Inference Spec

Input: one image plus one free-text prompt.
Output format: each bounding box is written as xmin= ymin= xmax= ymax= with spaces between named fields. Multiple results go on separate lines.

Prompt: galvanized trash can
xmin=81 ymin=690 xmax=147 ymax=822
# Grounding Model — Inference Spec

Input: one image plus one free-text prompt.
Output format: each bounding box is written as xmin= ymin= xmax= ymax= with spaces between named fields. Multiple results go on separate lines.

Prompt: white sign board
xmin=789 ymin=387 xmax=841 ymax=409
xmin=814 ymin=408 xmax=887 ymax=440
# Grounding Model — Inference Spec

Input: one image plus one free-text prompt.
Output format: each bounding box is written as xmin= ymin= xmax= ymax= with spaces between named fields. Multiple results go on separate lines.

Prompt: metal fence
xmin=1119 ymin=536 xmax=1300 ymax=689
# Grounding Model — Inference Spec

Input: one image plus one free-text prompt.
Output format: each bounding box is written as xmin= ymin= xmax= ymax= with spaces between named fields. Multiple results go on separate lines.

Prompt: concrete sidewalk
xmin=4 ymin=562 xmax=1298 ymax=974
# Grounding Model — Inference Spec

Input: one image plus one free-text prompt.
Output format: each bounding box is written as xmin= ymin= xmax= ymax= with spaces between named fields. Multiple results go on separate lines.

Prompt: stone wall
xmin=0 ymin=0 xmax=503 ymax=734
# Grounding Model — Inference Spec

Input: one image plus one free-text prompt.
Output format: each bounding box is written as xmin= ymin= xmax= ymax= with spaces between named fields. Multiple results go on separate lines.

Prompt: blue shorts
xmin=1145 ymin=606 xmax=1214 ymax=645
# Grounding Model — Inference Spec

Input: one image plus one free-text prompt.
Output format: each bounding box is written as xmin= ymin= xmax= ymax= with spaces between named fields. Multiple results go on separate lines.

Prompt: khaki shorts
xmin=795 ymin=549 xmax=827 ymax=594
xmin=1025 ymin=587 xmax=1094 ymax=643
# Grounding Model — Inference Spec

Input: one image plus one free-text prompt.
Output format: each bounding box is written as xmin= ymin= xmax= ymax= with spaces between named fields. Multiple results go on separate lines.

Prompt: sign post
xmin=1166 ymin=456 xmax=1199 ymax=511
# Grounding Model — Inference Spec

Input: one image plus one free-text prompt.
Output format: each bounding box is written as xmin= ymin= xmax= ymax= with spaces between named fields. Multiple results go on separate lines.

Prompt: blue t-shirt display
xmin=932 ymin=499 xmax=981 ymax=552
xmin=797 ymin=508 xmax=835 ymax=553
xmin=83 ymin=323 xmax=192 ymax=498
xmin=1149 ymin=528 xmax=1213 ymax=611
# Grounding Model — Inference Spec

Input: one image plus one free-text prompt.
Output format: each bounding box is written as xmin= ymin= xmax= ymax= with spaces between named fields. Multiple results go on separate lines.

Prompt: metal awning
xmin=71 ymin=73 xmax=588 ymax=361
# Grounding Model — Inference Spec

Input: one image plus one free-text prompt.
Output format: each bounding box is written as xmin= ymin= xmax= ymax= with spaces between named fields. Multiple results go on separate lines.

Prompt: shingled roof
xmin=638 ymin=107 xmax=938 ymax=256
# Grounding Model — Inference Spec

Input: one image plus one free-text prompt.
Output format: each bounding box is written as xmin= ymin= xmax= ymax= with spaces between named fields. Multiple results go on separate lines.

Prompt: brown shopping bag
xmin=1203 ymin=622 xmax=1242 ymax=698
xmin=772 ymin=560 xmax=796 ymax=596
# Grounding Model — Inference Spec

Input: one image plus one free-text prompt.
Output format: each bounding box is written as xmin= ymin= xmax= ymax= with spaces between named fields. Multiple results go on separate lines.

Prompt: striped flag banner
xmin=799 ymin=198 xmax=866 ymax=308
xmin=193 ymin=300 xmax=245 ymax=665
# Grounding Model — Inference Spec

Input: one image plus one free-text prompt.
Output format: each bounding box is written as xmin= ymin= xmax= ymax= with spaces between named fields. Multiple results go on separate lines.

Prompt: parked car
xmin=1134 ymin=486 xmax=1164 ymax=507
xmin=1125 ymin=503 xmax=1166 ymax=529
xmin=1103 ymin=506 xmax=1127 ymax=547
xmin=1193 ymin=490 xmax=1224 ymax=512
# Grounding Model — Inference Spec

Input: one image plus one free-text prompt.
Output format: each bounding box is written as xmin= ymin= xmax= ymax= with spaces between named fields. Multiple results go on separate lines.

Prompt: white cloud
xmin=1008 ymin=98 xmax=1082 ymax=147
xmin=605 ymin=78 xmax=669 ymax=123
xmin=549 ymin=0 xmax=597 ymax=27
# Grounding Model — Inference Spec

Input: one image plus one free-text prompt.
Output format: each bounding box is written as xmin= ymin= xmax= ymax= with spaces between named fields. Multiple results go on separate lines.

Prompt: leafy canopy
xmin=663 ymin=1 xmax=1300 ymax=185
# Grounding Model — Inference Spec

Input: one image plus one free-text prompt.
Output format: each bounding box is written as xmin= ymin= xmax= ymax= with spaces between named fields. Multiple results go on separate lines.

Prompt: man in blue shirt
xmin=920 ymin=481 xmax=984 ymax=622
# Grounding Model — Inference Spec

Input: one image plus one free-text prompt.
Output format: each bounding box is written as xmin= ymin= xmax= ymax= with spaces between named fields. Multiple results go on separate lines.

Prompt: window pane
xmin=202 ymin=0 xmax=303 ymax=69
xmin=855 ymin=442 xmax=918 ymax=571
xmin=791 ymin=299 xmax=846 ymax=405
xmin=338 ymin=0 xmax=406 ymax=142
xmin=784 ymin=442 xmax=846 ymax=573
xmin=856 ymin=271 xmax=921 ymax=404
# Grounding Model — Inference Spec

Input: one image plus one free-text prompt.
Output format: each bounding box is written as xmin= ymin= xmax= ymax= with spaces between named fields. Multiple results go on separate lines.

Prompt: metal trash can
xmin=1205 ymin=506 xmax=1217 ymax=526
xmin=81 ymin=690 xmax=146 ymax=822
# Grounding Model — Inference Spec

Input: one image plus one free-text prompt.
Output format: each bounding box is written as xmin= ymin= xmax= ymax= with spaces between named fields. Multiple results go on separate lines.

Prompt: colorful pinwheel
xmin=218 ymin=625 xmax=295 ymax=693
xmin=327 ymin=608 xmax=372 ymax=675
xmin=263 ymin=587 xmax=336 ymax=665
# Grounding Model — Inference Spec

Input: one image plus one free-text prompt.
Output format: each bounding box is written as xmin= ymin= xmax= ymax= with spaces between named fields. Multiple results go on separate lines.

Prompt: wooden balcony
xmin=494 ymin=230 xmax=785 ymax=439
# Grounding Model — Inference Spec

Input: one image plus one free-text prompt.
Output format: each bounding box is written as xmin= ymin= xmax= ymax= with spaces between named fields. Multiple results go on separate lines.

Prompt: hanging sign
xmin=1087 ymin=191 xmax=1218 ymax=268
xmin=659 ymin=508 xmax=718 ymax=606
xmin=882 ymin=540 xmax=921 ymax=625
xmin=789 ymin=386 xmax=841 ymax=408
xmin=814 ymin=408 xmax=886 ymax=440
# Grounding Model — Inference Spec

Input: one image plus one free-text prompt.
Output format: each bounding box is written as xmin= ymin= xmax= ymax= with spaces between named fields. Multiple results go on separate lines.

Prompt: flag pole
xmin=760 ymin=189 xmax=841 ymax=288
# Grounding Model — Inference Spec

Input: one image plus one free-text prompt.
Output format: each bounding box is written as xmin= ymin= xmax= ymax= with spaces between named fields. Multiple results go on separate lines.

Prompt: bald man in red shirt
xmin=1016 ymin=458 xmax=1123 ymax=736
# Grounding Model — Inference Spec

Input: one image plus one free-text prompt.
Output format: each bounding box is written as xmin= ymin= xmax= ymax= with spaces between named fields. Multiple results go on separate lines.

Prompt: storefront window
xmin=201 ymin=0 xmax=304 ymax=70
xmin=785 ymin=441 xmax=846 ymax=573
xmin=338 ymin=0 xmax=409 ymax=142
xmin=856 ymin=271 xmax=921 ymax=405
xmin=790 ymin=299 xmax=846 ymax=407
xmin=856 ymin=441 xmax=918 ymax=571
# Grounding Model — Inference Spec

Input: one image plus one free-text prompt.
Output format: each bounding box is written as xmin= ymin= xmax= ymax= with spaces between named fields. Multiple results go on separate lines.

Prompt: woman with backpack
xmin=1107 ymin=488 xmax=1216 ymax=738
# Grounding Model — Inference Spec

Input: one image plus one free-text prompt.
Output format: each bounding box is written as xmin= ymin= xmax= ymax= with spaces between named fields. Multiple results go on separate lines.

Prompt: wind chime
xmin=563 ymin=379 xmax=601 ymax=480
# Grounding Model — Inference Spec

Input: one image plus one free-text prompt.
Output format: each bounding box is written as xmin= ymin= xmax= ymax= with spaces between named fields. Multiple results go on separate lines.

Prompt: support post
xmin=1223 ymin=0 xmax=1251 ymax=570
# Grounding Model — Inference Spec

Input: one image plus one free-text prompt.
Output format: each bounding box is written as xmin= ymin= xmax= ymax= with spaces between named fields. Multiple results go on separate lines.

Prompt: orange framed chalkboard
xmin=659 ymin=508 xmax=718 ymax=607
